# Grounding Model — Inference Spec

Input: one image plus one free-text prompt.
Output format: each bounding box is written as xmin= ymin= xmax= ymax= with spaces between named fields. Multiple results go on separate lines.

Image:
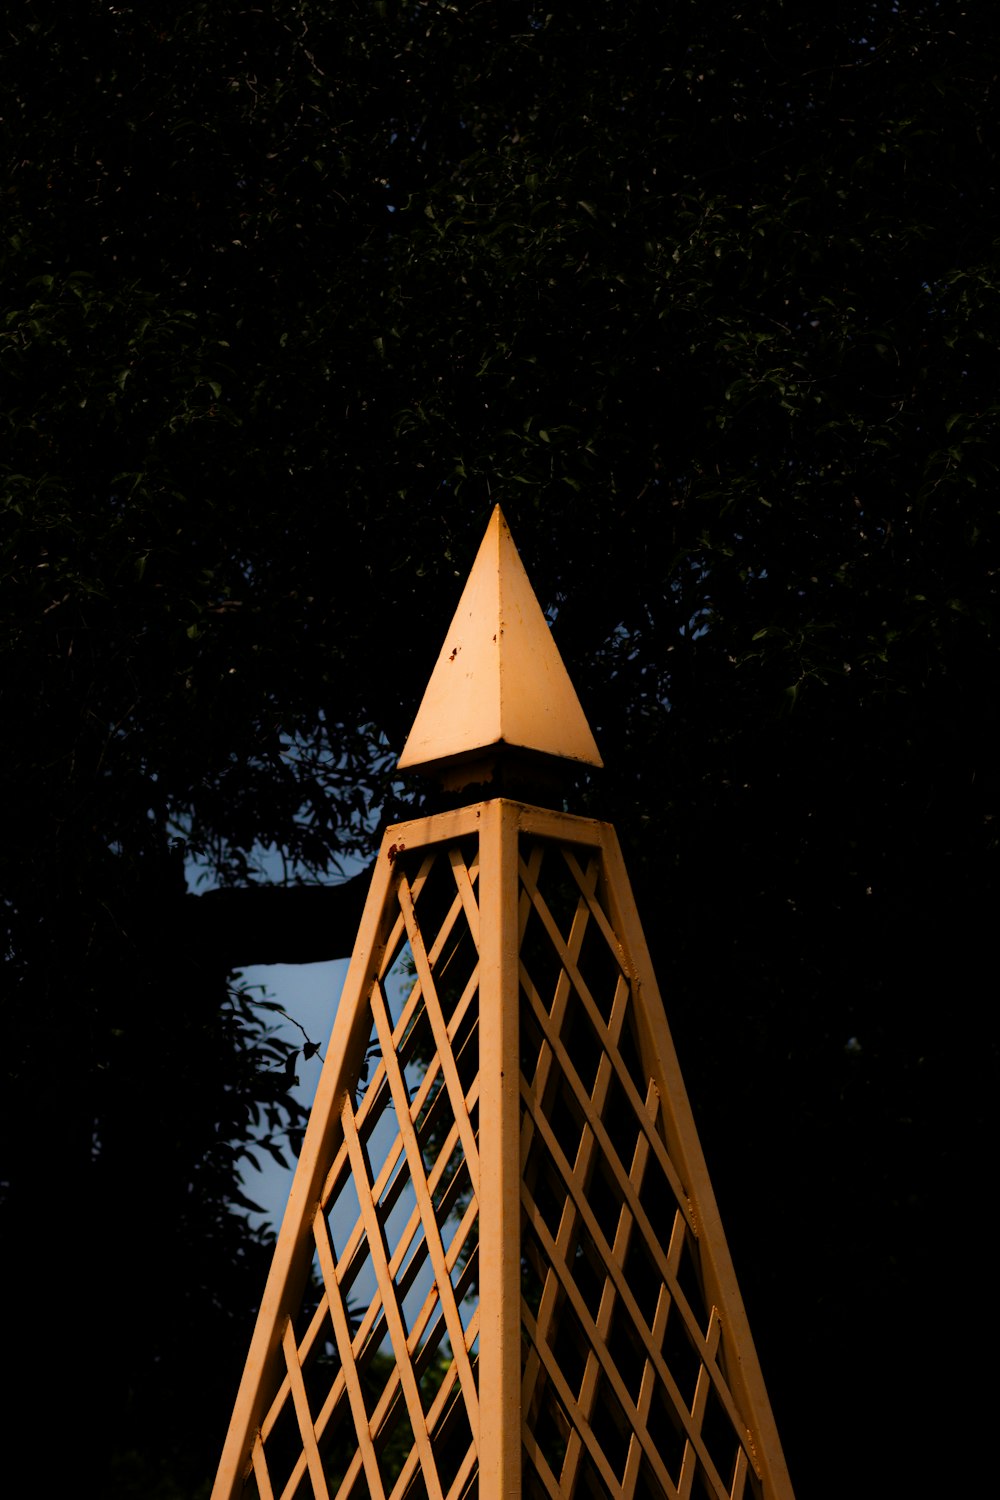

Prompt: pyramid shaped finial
xmin=398 ymin=506 xmax=603 ymax=777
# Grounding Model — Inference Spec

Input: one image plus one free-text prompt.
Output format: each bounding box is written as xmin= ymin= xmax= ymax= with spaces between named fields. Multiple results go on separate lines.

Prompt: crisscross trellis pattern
xmin=215 ymin=803 xmax=790 ymax=1500
xmin=247 ymin=839 xmax=484 ymax=1500
xmin=516 ymin=835 xmax=763 ymax=1500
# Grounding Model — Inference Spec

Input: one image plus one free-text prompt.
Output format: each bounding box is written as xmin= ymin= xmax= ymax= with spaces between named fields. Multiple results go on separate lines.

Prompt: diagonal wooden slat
xmin=282 ymin=1319 xmax=332 ymax=1500
xmin=353 ymin=858 xmax=479 ymax=1154
xmin=448 ymin=845 xmax=482 ymax=950
xmin=621 ymin=1208 xmax=687 ymax=1500
xmin=522 ymin=1298 xmax=632 ymax=1499
xmin=370 ymin=975 xmax=481 ymax=1442
xmin=399 ymin=874 xmax=481 ymax=1200
xmin=313 ymin=1206 xmax=386 ymax=1499
xmin=524 ymin=960 xmax=704 ymax=1314
xmin=517 ymin=858 xmax=599 ymax=1411
xmin=250 ymin=1434 xmax=276 ymax=1500
xmin=514 ymin=841 xmax=558 ymax=1355
xmin=517 ymin=848 xmax=599 ymax=1174
xmin=368 ymin=846 xmax=475 ymax=1114
xmin=287 ymin=1091 xmax=482 ymax=1500
xmin=730 ymin=1448 xmax=750 ymax=1500
xmin=520 ymin=845 xmax=628 ymax=997
xmin=517 ymin=861 xmax=599 ymax=1205
xmin=425 ymin=1352 xmax=479 ymax=1494
xmin=678 ymin=1307 xmax=723 ymax=1500
xmin=325 ymin=957 xmax=481 ymax=1312
xmin=384 ymin=1331 xmax=481 ymax=1500
xmin=334 ymin=1271 xmax=481 ymax=1500
xmin=342 ymin=1097 xmax=447 ymax=1500
xmin=343 ymin=1026 xmax=472 ymax=1311
xmin=375 ymin=848 xmax=438 ymax=990
xmin=522 ymin=1185 xmax=692 ymax=1500
xmin=558 ymin=845 xmax=632 ymax=980
xmin=520 ymin=1077 xmax=755 ymax=1485
xmin=444 ymin=1442 xmax=479 ymax=1500
xmin=517 ymin=840 xmax=546 ymax=941
xmin=518 ymin=856 xmax=696 ymax=1219
xmin=521 ymin=964 xmax=699 ymax=1262
xmin=408 ymin=990 xmax=480 ymax=1186
xmin=395 ymin=1077 xmax=481 ymax=1291
xmin=559 ymin=1079 xmax=658 ymax=1497
xmin=408 ymin=847 xmax=479 ymax=982
xmin=521 ymin=936 xmax=631 ymax=1432
xmin=261 ymin=1293 xmax=331 ymax=1447
xmin=520 ymin=1429 xmax=564 ymax=1500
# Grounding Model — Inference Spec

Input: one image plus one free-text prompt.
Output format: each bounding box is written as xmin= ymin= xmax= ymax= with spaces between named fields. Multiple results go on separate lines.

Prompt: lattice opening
xmin=637 ymin=1156 xmax=684 ymax=1272
xmin=646 ymin=1373 xmax=689 ymax=1481
xmin=634 ymin=1452 xmax=673 ymax=1500
xmin=701 ymin=1380 xmax=747 ymax=1498
xmin=338 ymin=1471 xmax=376 ymax=1500
xmin=375 ymin=1395 xmax=415 ymax=1492
xmin=524 ymin=1355 xmax=571 ymax=1489
xmin=694 ymin=1462 xmax=727 ymax=1500
xmin=623 ymin=1230 xmax=668 ymax=1332
xmin=298 ymin=1314 xmax=342 ymax=1445
xmin=521 ymin=1129 xmax=569 ymax=1241
xmin=393 ymin=1474 xmax=429 ymax=1500
xmin=677 ymin=1230 xmax=711 ymax=1339
xmin=520 ymin=1205 xmax=546 ymax=1318
xmin=575 ymin=1447 xmax=617 ymax=1497
xmin=429 ymin=1367 xmax=476 ymax=1495
xmin=573 ymin=912 xmax=624 ymax=1030
xmin=605 ymin=1299 xmax=650 ymax=1408
xmin=590 ymin=1368 xmax=633 ymax=1477
xmin=661 ymin=1297 xmax=703 ymax=1413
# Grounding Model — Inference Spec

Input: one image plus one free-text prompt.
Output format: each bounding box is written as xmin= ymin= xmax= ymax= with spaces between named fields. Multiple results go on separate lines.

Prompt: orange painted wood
xmin=399 ymin=507 xmax=602 ymax=774
xmin=212 ymin=802 xmax=795 ymax=1499
xmin=477 ymin=799 xmax=523 ymax=1500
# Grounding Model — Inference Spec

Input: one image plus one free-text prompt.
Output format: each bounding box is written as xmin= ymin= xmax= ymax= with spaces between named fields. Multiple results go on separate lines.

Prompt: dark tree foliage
xmin=2 ymin=2 xmax=998 ymax=1493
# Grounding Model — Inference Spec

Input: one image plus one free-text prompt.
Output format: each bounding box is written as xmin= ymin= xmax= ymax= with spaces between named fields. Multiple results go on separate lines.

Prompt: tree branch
xmin=188 ymin=865 xmax=374 ymax=970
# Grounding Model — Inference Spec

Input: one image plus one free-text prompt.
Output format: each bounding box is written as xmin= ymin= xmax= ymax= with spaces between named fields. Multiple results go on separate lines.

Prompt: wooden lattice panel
xmin=517 ymin=836 xmax=762 ymax=1500
xmin=213 ymin=803 xmax=792 ymax=1500
xmin=245 ymin=838 xmax=484 ymax=1500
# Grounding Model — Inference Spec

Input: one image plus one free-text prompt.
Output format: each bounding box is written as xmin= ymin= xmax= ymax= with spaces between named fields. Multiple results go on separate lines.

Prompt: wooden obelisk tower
xmin=212 ymin=508 xmax=795 ymax=1500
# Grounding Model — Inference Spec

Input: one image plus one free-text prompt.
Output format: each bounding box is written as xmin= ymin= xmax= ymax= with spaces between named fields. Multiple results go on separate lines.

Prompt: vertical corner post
xmin=476 ymin=799 xmax=523 ymax=1498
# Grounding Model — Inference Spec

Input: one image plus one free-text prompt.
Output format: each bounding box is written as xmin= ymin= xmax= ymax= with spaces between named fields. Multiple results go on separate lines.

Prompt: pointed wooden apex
xmin=398 ymin=506 xmax=603 ymax=777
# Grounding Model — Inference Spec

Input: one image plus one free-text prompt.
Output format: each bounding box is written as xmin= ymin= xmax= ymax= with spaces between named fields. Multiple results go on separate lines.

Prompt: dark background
xmin=2 ymin=3 xmax=997 ymax=1493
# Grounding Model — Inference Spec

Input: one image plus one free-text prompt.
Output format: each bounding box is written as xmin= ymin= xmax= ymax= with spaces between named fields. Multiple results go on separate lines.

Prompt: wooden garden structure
xmin=212 ymin=508 xmax=795 ymax=1500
